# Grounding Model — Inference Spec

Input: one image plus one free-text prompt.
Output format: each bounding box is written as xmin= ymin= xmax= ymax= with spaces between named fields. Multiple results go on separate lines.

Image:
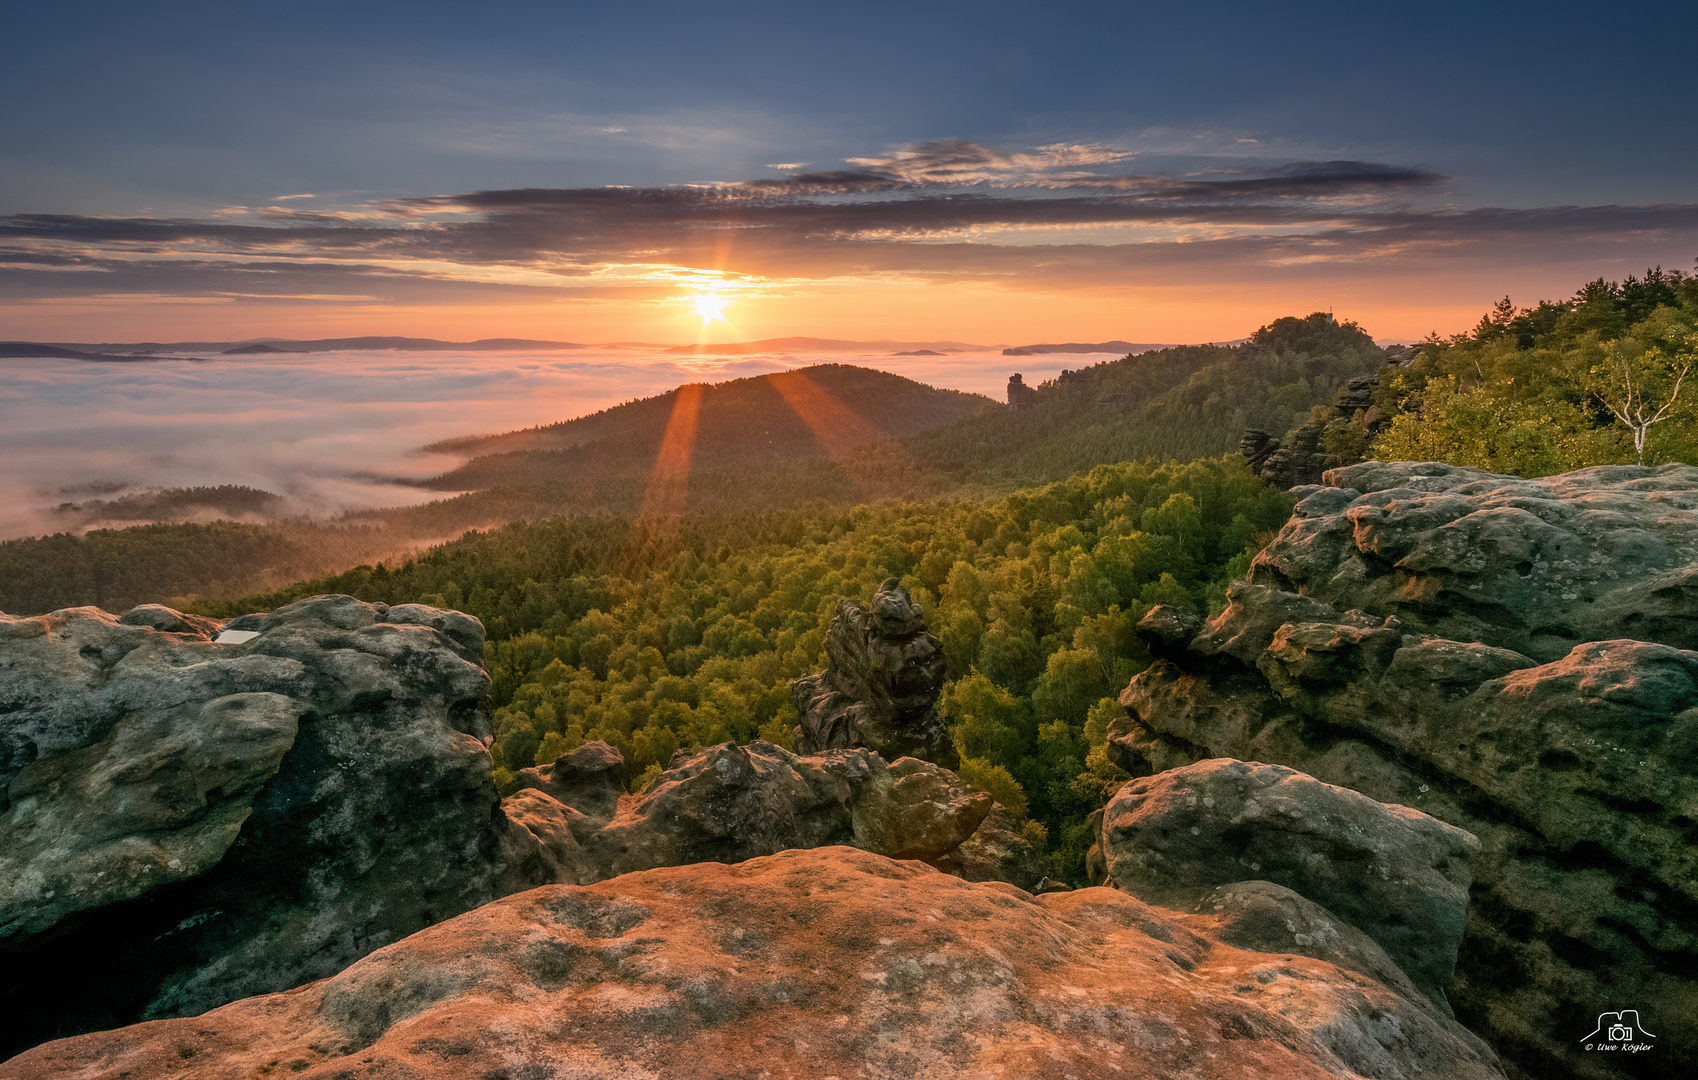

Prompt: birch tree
xmin=1588 ymin=333 xmax=1695 ymax=464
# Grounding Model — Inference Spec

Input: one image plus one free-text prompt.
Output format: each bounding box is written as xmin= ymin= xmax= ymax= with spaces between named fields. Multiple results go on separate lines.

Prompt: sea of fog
xmin=0 ymin=346 xmax=1100 ymax=540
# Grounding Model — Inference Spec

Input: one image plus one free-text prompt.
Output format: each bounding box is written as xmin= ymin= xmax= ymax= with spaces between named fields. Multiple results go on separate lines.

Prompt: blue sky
xmin=4 ymin=0 xmax=1696 ymax=342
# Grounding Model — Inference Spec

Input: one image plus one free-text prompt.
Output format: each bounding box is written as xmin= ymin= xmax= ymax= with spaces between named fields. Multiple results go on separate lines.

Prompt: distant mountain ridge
xmin=32 ymin=336 xmax=586 ymax=355
xmin=1002 ymin=341 xmax=1171 ymax=356
xmin=0 ymin=342 xmax=160 ymax=361
xmin=22 ymin=335 xmax=1006 ymax=357
xmin=662 ymin=337 xmax=995 ymax=354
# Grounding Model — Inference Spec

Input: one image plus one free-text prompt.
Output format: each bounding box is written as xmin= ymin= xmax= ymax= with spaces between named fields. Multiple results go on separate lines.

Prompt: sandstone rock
xmin=513 ymin=736 xmax=625 ymax=821
xmin=1134 ymin=602 xmax=1203 ymax=659
xmin=1116 ymin=460 xmax=1698 ymax=1079
xmin=1197 ymin=879 xmax=1425 ymax=1002
xmin=4 ymin=847 xmax=1503 ymax=1080
xmin=503 ymin=739 xmax=1032 ymax=887
xmin=790 ymin=578 xmax=954 ymax=765
xmin=1101 ymin=758 xmax=1478 ymax=1011
xmin=1006 ymin=371 xmax=1039 ymax=410
xmin=927 ymin=802 xmax=1048 ymax=887
xmin=2 ymin=692 xmax=301 ymax=944
xmin=116 ymin=603 xmax=222 ymax=638
xmin=1252 ymin=459 xmax=1698 ymax=661
xmin=0 ymin=596 xmax=509 ymax=1057
xmin=1241 ymin=367 xmax=1395 ymax=489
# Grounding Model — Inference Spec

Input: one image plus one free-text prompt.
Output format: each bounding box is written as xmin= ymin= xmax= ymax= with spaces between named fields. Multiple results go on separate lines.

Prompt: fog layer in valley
xmin=0 ymin=347 xmax=1089 ymax=540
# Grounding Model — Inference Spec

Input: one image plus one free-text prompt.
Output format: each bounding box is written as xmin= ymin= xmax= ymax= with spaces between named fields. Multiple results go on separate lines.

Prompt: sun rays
xmin=764 ymin=370 xmax=885 ymax=459
xmin=637 ymin=383 xmax=704 ymax=518
xmin=636 ymin=367 xmax=924 ymax=519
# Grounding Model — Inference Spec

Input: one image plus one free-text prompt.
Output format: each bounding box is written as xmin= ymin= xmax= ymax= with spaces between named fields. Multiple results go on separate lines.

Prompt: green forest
xmin=198 ymin=455 xmax=1294 ymax=883
xmin=1369 ymin=266 xmax=1698 ymax=474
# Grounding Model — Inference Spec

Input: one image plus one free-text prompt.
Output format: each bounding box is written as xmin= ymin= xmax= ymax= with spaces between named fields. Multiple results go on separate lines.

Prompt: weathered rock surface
xmin=790 ymin=577 xmax=955 ymax=765
xmin=503 ymin=738 xmax=1042 ymax=890
xmin=0 ymin=596 xmax=511 ymax=1057
xmin=1101 ymin=759 xmax=1478 ymax=1011
xmin=1255 ymin=459 xmax=1698 ymax=660
xmin=5 ymin=846 xmax=1503 ymax=1080
xmin=1115 ymin=460 xmax=1698 ymax=1080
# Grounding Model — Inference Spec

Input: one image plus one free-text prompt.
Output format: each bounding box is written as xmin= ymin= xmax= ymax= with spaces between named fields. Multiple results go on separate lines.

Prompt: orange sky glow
xmin=1 ymin=264 xmax=1656 ymax=347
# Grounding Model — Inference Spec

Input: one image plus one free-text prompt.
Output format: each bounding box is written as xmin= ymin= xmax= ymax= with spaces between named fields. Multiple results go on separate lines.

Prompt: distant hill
xmin=1002 ymin=341 xmax=1170 ymax=356
xmin=0 ymin=342 xmax=152 ymax=361
xmin=422 ymin=363 xmax=994 ymax=492
xmin=43 ymin=336 xmax=585 ymax=354
xmin=49 ymin=485 xmax=288 ymax=526
xmin=662 ymin=337 xmax=994 ymax=354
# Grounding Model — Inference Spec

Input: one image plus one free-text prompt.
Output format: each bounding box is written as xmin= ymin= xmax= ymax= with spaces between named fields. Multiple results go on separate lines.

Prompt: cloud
xmin=0 ymin=139 xmax=1693 ymax=303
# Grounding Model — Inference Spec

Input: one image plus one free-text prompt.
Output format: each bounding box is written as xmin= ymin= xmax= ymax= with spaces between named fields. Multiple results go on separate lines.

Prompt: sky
xmin=4 ymin=0 xmax=1697 ymax=345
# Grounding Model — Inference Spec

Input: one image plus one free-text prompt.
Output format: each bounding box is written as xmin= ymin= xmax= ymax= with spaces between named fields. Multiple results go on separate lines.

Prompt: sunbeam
xmin=765 ymin=369 xmax=888 ymax=458
xmin=638 ymin=382 xmax=704 ymax=517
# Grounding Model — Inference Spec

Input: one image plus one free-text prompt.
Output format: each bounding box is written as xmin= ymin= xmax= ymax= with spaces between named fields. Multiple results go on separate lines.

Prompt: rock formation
xmin=790 ymin=578 xmax=955 ymax=765
xmin=1242 ymin=350 xmax=1410 ymax=489
xmin=1100 ymin=759 xmax=1478 ymax=1012
xmin=1 ymin=595 xmax=1035 ymax=1058
xmin=1112 ymin=460 xmax=1698 ymax=1080
xmin=0 ymin=596 xmax=511 ymax=1056
xmin=1006 ymin=371 xmax=1038 ymax=410
xmin=6 ymin=845 xmax=1503 ymax=1080
xmin=503 ymin=737 xmax=1043 ymax=890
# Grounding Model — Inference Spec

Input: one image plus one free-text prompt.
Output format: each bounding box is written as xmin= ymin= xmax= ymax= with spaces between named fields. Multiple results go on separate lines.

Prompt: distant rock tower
xmin=1006 ymin=373 xmax=1039 ymax=412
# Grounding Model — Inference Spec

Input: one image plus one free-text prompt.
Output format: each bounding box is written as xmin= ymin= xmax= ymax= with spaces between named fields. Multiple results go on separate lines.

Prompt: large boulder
xmin=0 ymin=597 xmax=512 ymax=1057
xmin=1101 ymin=759 xmax=1478 ymax=1011
xmin=5 ymin=846 xmax=1503 ymax=1080
xmin=790 ymin=577 xmax=955 ymax=765
xmin=1114 ymin=461 xmax=1698 ymax=1080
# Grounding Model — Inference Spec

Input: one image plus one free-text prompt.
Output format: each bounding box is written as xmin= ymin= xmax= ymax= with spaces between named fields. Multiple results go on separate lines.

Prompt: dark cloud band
xmin=1 ymin=142 xmax=1694 ymax=300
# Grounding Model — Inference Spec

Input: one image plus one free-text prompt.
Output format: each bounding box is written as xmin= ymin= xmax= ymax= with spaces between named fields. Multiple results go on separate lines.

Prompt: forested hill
xmin=903 ymin=312 xmax=1385 ymax=489
xmin=423 ymin=363 xmax=992 ymax=467
xmin=393 ymin=314 xmax=1388 ymax=527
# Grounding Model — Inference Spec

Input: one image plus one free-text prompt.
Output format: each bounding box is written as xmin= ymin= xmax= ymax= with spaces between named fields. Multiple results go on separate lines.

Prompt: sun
xmin=690 ymin=292 xmax=731 ymax=324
